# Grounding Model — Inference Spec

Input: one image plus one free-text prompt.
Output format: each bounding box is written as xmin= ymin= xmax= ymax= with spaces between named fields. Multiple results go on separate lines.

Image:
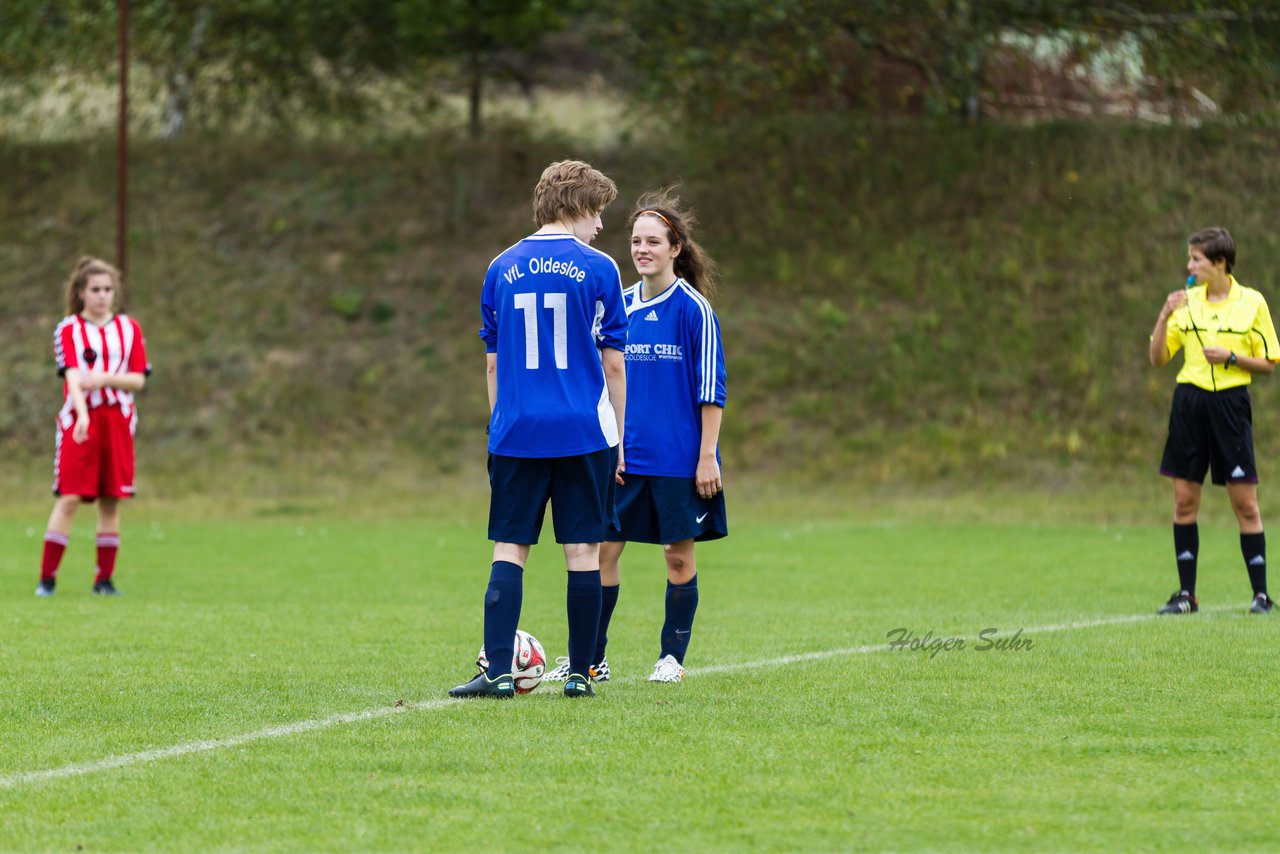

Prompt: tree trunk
xmin=161 ymin=5 xmax=211 ymax=140
xmin=468 ymin=56 xmax=483 ymax=139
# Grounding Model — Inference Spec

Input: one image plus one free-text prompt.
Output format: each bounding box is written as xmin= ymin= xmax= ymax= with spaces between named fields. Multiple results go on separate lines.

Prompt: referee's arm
xmin=1207 ymin=351 xmax=1278 ymax=375
xmin=1150 ymin=290 xmax=1185 ymax=367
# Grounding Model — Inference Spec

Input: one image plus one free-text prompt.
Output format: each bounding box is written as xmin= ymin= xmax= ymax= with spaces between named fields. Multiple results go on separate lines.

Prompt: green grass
xmin=3 ymin=492 xmax=1279 ymax=852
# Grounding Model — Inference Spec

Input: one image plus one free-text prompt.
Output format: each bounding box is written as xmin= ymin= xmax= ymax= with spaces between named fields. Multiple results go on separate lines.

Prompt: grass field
xmin=2 ymin=488 xmax=1279 ymax=852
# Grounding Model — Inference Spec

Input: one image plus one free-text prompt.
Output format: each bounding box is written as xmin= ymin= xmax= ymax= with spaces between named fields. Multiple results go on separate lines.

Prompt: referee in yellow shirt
xmin=1150 ymin=227 xmax=1279 ymax=615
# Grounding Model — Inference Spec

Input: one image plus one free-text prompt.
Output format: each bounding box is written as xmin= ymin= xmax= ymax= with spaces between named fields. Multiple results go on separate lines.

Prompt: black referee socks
xmin=1241 ymin=532 xmax=1267 ymax=596
xmin=1174 ymin=523 xmax=1199 ymax=596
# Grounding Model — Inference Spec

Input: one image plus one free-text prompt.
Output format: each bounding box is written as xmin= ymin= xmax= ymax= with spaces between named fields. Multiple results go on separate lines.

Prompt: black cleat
xmin=1249 ymin=592 xmax=1274 ymax=614
xmin=1157 ymin=590 xmax=1198 ymax=615
xmin=93 ymin=580 xmax=121 ymax=596
xmin=563 ymin=673 xmax=595 ymax=698
xmin=35 ymin=579 xmax=55 ymax=597
xmin=448 ymin=672 xmax=515 ymax=698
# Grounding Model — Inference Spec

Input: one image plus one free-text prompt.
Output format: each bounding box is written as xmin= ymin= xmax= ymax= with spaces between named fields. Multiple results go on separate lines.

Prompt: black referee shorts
xmin=1159 ymin=383 xmax=1258 ymax=486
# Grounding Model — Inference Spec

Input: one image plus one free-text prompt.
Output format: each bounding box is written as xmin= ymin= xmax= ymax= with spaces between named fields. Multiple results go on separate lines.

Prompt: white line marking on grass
xmin=0 ymin=605 xmax=1239 ymax=790
xmin=0 ymin=700 xmax=454 ymax=790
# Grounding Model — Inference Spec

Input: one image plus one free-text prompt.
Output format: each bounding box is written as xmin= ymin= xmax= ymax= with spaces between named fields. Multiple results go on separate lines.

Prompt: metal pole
xmin=117 ymin=0 xmax=129 ymax=279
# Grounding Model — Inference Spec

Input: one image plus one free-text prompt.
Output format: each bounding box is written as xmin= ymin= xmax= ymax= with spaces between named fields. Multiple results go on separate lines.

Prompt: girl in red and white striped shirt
xmin=37 ymin=257 xmax=151 ymax=597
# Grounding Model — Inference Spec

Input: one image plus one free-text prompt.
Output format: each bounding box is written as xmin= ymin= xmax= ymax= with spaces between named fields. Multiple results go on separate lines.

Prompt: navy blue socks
xmin=1174 ymin=523 xmax=1198 ymax=595
xmin=483 ymin=561 xmax=523 ymax=679
xmin=566 ymin=570 xmax=602 ymax=677
xmin=593 ymin=584 xmax=620 ymax=666
xmin=660 ymin=575 xmax=699 ymax=664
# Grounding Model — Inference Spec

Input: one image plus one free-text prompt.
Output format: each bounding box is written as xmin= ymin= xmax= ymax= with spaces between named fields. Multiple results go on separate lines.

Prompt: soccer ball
xmin=476 ymin=629 xmax=546 ymax=694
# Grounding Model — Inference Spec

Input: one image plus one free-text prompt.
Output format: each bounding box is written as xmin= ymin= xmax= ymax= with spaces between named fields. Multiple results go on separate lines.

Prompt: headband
xmin=639 ymin=210 xmax=678 ymax=239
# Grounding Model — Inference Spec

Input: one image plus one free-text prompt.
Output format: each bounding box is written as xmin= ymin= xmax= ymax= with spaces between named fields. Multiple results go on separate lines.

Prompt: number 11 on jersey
xmin=514 ymin=292 xmax=568 ymax=369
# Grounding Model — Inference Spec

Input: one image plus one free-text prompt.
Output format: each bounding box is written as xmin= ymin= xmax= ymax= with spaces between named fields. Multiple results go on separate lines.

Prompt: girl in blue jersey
xmin=545 ymin=189 xmax=727 ymax=684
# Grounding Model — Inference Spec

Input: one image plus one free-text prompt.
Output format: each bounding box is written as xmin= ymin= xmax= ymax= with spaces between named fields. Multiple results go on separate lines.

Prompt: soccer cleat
xmin=1157 ymin=590 xmax=1198 ymax=615
xmin=562 ymin=673 xmax=595 ymax=697
xmin=92 ymin=580 xmax=121 ymax=596
xmin=543 ymin=656 xmax=571 ymax=682
xmin=448 ymin=672 xmax=515 ymax=698
xmin=1249 ymin=592 xmax=1274 ymax=614
xmin=547 ymin=657 xmax=609 ymax=683
xmin=648 ymin=654 xmax=685 ymax=683
xmin=35 ymin=579 xmax=55 ymax=597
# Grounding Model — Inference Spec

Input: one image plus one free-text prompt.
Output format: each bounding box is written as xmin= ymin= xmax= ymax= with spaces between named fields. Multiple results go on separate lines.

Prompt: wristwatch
xmin=1227 ymin=352 xmax=1238 ymax=368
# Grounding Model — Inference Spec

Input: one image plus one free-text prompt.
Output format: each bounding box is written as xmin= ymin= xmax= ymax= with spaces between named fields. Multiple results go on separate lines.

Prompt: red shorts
xmin=54 ymin=405 xmax=137 ymax=500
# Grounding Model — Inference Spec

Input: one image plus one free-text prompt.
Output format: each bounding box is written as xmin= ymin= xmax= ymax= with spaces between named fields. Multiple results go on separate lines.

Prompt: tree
xmin=607 ymin=0 xmax=1280 ymax=123
xmin=0 ymin=0 xmax=582 ymax=138
xmin=393 ymin=0 xmax=585 ymax=138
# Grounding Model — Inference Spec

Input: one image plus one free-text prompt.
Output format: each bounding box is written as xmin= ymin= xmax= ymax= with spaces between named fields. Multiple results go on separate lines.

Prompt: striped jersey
xmin=621 ymin=278 xmax=727 ymax=477
xmin=1164 ymin=276 xmax=1280 ymax=391
xmin=54 ymin=313 xmax=151 ymax=424
xmin=480 ymin=233 xmax=628 ymax=458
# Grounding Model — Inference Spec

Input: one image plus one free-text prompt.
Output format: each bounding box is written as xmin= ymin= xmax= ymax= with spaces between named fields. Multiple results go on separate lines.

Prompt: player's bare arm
xmin=64 ymin=367 xmax=91 ymax=443
xmin=485 ymin=352 xmax=497 ymax=413
xmin=79 ymin=371 xmax=147 ymax=392
xmin=696 ymin=404 xmax=723 ymax=499
xmin=602 ymin=346 xmax=626 ymax=483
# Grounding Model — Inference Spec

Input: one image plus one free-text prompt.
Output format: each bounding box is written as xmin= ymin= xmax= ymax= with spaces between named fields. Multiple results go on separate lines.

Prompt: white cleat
xmin=545 ymin=656 xmax=610 ymax=682
xmin=543 ymin=656 xmax=571 ymax=682
xmin=648 ymin=654 xmax=684 ymax=683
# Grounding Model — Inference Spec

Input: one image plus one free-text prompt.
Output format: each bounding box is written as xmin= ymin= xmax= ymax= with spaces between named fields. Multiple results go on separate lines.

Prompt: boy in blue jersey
xmin=545 ymin=189 xmax=727 ymax=686
xmin=450 ymin=160 xmax=628 ymax=698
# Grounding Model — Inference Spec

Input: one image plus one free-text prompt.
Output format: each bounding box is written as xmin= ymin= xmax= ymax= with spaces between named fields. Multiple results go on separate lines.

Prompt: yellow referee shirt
xmin=1165 ymin=276 xmax=1280 ymax=391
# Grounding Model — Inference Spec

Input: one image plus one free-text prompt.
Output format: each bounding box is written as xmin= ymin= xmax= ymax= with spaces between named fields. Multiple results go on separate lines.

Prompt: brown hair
xmin=532 ymin=160 xmax=618 ymax=227
xmin=627 ymin=189 xmax=720 ymax=301
xmin=65 ymin=256 xmax=122 ymax=315
xmin=1188 ymin=226 xmax=1236 ymax=274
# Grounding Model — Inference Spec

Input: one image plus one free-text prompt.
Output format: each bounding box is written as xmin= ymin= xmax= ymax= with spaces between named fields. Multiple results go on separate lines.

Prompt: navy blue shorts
xmin=1160 ymin=383 xmax=1258 ymax=486
xmin=488 ymin=447 xmax=618 ymax=545
xmin=606 ymin=473 xmax=728 ymax=545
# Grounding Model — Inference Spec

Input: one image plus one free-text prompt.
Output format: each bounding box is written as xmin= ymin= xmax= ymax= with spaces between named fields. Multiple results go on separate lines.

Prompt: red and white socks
xmin=40 ymin=531 xmax=69 ymax=583
xmin=95 ymin=532 xmax=120 ymax=585
xmin=38 ymin=531 xmax=121 ymax=587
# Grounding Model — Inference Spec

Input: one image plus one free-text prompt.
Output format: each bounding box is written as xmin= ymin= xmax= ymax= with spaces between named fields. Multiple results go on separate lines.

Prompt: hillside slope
xmin=4 ymin=119 xmax=1279 ymax=492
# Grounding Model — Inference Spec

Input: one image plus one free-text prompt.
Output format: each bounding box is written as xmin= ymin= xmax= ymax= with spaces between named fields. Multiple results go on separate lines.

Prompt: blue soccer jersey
xmin=480 ymin=233 xmax=627 ymax=458
xmin=622 ymin=278 xmax=727 ymax=477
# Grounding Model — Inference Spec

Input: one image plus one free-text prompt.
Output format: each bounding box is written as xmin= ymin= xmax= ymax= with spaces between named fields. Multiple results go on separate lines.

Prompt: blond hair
xmin=65 ymin=256 xmax=123 ymax=315
xmin=532 ymin=160 xmax=618 ymax=227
